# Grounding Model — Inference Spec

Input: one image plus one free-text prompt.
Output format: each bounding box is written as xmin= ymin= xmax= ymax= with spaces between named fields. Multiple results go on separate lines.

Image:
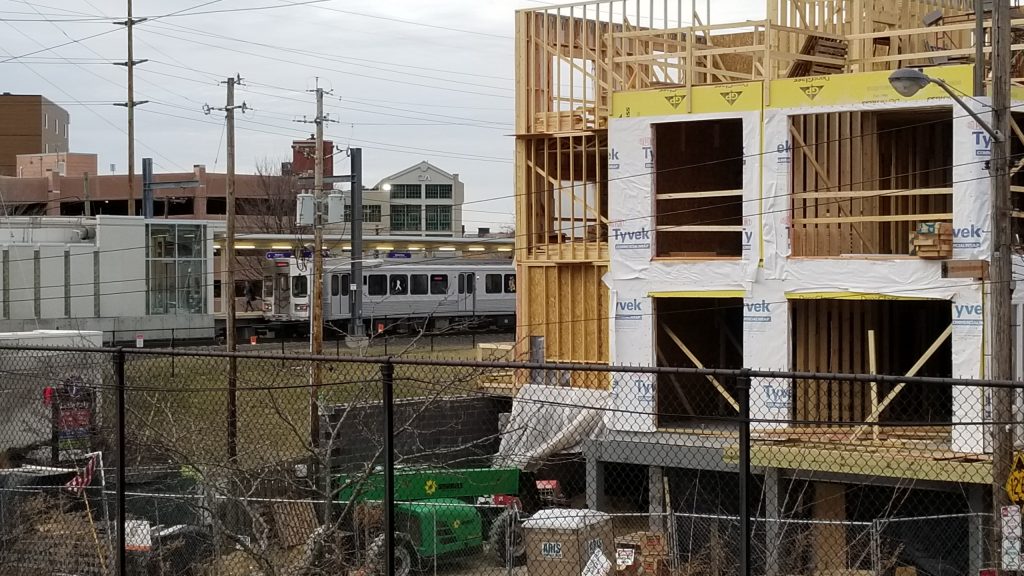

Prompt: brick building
xmin=0 ymin=94 xmax=70 ymax=176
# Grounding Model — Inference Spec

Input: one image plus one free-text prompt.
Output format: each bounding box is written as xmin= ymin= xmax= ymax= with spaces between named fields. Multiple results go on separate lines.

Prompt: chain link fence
xmin=0 ymin=345 xmax=1013 ymax=575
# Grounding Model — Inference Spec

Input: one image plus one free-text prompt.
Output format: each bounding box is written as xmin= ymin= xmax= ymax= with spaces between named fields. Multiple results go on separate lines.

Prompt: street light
xmin=887 ymin=68 xmax=1004 ymax=142
xmin=892 ymin=58 xmax=1015 ymax=568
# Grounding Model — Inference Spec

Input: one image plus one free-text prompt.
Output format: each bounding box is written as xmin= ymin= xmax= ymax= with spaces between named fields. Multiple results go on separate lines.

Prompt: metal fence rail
xmin=0 ymin=345 xmax=1014 ymax=575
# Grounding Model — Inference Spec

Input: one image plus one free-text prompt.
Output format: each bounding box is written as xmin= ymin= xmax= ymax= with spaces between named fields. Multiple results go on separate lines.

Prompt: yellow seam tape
xmin=649 ymin=290 xmax=746 ymax=298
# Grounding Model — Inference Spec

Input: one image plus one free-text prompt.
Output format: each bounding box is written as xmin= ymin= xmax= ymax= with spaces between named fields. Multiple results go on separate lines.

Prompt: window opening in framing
xmin=655 ymin=297 xmax=743 ymax=427
xmin=790 ymin=299 xmax=952 ymax=428
xmin=790 ymin=109 xmax=952 ymax=257
xmin=654 ymin=119 xmax=743 ymax=258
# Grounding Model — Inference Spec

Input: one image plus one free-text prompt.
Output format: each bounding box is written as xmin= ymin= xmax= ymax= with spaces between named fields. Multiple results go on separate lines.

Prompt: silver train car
xmin=262 ymin=257 xmax=516 ymax=333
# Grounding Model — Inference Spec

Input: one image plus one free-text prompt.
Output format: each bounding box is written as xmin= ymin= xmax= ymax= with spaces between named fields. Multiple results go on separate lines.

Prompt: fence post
xmin=170 ymin=328 xmax=175 ymax=378
xmin=114 ymin=348 xmax=127 ymax=576
xmin=380 ymin=358 xmax=395 ymax=576
xmin=737 ymin=368 xmax=751 ymax=576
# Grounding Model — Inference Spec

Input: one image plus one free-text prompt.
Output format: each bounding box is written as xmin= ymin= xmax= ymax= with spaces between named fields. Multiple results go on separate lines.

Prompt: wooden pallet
xmin=787 ymin=35 xmax=848 ymax=78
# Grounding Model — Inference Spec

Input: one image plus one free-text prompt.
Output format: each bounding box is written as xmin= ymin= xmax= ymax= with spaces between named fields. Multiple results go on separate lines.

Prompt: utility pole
xmin=349 ymin=148 xmax=365 ymax=339
xmin=990 ymin=0 xmax=1014 ymax=571
xmin=114 ymin=0 xmax=147 ymax=215
xmin=310 ymin=84 xmax=327 ymax=449
xmin=205 ymin=76 xmax=247 ymax=461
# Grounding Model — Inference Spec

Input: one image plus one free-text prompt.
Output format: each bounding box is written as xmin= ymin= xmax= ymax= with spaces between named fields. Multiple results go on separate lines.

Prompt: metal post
xmin=737 ymin=369 xmax=751 ymax=576
xmin=350 ymin=148 xmax=365 ymax=338
xmin=126 ymin=0 xmax=136 ymax=216
xmin=310 ymin=86 xmax=326 ymax=451
xmin=381 ymin=359 xmax=395 ymax=576
xmin=114 ymin=348 xmax=127 ymax=576
xmin=225 ymin=76 xmax=238 ymax=462
xmin=974 ymin=0 xmax=985 ymax=97
xmin=83 ymin=172 xmax=91 ymax=217
xmin=170 ymin=328 xmax=175 ymax=378
xmin=991 ymin=1 xmax=1014 ymax=571
xmin=142 ymin=157 xmax=153 ymax=219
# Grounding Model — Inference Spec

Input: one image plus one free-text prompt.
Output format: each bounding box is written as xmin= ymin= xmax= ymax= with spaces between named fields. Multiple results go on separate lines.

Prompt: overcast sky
xmin=0 ymin=0 xmax=759 ymax=230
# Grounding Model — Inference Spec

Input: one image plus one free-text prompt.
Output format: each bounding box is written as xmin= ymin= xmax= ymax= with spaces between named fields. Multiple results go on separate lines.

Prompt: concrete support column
xmin=968 ymin=484 xmax=985 ymax=575
xmin=649 ymin=465 xmax=666 ymax=533
xmin=764 ymin=468 xmax=782 ymax=576
xmin=586 ymin=456 xmax=606 ymax=511
xmin=812 ymin=482 xmax=846 ymax=574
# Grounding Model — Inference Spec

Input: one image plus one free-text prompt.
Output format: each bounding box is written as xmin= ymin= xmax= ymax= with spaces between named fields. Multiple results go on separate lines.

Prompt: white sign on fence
xmin=135 ymin=333 xmax=144 ymax=348
xmin=1002 ymin=505 xmax=1022 ymax=571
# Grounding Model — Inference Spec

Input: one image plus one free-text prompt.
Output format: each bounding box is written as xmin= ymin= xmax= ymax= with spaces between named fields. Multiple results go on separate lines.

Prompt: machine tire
xmin=488 ymin=509 xmax=526 ymax=566
xmin=367 ymin=533 xmax=415 ymax=576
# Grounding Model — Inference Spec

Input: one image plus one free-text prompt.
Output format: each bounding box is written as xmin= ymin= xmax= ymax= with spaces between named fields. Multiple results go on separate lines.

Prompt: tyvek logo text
xmin=612 ymin=227 xmax=651 ymax=250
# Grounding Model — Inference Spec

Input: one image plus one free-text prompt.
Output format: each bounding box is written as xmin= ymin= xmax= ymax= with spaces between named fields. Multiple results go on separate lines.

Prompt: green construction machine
xmin=334 ymin=466 xmax=539 ymax=576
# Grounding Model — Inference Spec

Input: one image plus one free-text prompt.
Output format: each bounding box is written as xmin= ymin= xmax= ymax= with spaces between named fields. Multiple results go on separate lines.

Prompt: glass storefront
xmin=147 ymin=223 xmax=207 ymax=314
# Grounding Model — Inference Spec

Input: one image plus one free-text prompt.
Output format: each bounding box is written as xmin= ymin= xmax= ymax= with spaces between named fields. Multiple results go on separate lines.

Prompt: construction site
xmin=514 ymin=0 xmax=1024 ymax=573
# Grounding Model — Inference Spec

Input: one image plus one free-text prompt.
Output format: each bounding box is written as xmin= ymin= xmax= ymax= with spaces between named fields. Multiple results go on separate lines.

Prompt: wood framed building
xmin=514 ymin=1 xmax=1024 ymax=573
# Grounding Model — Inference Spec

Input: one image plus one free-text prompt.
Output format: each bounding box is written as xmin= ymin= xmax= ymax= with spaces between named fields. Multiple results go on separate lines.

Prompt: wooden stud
xmin=854 ymin=324 xmax=953 ymax=435
xmin=662 ymin=323 xmax=740 ymax=411
xmin=868 ymin=328 xmax=879 ymax=441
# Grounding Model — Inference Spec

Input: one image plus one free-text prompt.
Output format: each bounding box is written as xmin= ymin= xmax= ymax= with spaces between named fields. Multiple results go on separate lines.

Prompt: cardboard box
xmin=639 ymin=555 xmax=669 ymax=576
xmin=615 ymin=531 xmax=667 ymax=556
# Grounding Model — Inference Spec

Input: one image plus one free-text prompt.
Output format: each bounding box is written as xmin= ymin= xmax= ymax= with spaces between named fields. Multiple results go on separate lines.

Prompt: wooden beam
xmin=656 ymin=346 xmax=697 ymax=415
xmin=662 ymin=324 xmax=739 ymax=411
xmin=868 ymin=329 xmax=879 ymax=442
xmin=854 ymin=324 xmax=953 ymax=434
xmin=793 ymin=212 xmax=953 ymax=224
xmin=791 ymin=188 xmax=953 ymax=199
xmin=657 ymin=225 xmax=743 ymax=232
xmin=658 ymin=190 xmax=744 ymax=199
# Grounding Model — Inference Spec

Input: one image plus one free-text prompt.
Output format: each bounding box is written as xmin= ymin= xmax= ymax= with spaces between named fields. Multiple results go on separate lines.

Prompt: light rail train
xmin=262 ymin=257 xmax=516 ymax=334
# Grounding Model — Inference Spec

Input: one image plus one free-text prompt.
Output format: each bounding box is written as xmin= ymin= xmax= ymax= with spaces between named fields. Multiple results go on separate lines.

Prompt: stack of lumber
xmin=910 ymin=222 xmax=952 ymax=259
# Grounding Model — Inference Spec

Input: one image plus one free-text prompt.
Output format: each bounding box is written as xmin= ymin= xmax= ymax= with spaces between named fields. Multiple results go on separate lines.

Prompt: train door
xmin=262 ymin=259 xmax=291 ymax=319
xmin=457 ymin=272 xmax=476 ymax=314
xmin=329 ymin=273 xmax=350 ymax=319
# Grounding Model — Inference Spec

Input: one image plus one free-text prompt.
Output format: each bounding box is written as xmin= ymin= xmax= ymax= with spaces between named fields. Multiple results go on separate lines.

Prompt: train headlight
xmin=295 ymin=304 xmax=309 ymax=312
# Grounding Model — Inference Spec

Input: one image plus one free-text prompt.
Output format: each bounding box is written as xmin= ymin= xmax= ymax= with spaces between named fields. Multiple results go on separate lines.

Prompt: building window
xmin=146 ymin=224 xmax=207 ymax=314
xmin=43 ymin=113 xmax=48 ymax=129
xmin=425 ymin=205 xmax=452 ymax=232
xmin=390 ymin=205 xmax=421 ymax=232
xmin=425 ymin=184 xmax=452 ymax=199
xmin=390 ymin=184 xmax=421 ymax=199
xmin=344 ymin=204 xmax=382 ymax=223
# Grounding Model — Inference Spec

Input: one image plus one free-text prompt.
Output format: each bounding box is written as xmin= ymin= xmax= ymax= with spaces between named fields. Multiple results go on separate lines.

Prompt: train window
xmin=341 ymin=274 xmax=350 ymax=297
xmin=368 ymin=274 xmax=387 ymax=296
xmin=390 ymin=274 xmax=408 ymax=295
xmin=263 ymin=276 xmax=273 ymax=297
xmin=430 ymin=274 xmax=449 ymax=295
xmin=458 ymin=274 xmax=465 ymax=294
xmin=485 ymin=274 xmax=502 ymax=294
xmin=504 ymin=274 xmax=517 ymax=294
xmin=330 ymin=274 xmax=340 ymax=297
xmin=292 ymin=275 xmax=308 ymax=298
xmin=466 ymin=275 xmax=474 ymax=294
xmin=411 ymin=274 xmax=428 ymax=295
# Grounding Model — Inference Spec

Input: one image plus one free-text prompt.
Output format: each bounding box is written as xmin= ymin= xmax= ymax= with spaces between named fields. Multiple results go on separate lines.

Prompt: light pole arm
xmin=931 ymin=77 xmax=1005 ymax=143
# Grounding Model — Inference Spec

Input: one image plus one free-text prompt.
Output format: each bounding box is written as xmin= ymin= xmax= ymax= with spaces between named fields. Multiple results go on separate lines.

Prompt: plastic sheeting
xmin=494 ymin=384 xmax=609 ymax=472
